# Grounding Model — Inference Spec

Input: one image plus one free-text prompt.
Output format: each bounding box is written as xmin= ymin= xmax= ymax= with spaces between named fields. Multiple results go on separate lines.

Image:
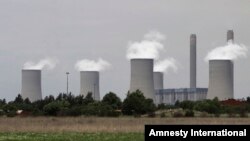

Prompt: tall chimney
xmin=227 ymin=30 xmax=234 ymax=42
xmin=190 ymin=34 xmax=196 ymax=88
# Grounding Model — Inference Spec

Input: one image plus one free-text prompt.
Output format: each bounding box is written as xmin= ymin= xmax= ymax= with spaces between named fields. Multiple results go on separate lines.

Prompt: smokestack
xmin=227 ymin=30 xmax=234 ymax=42
xmin=154 ymin=72 xmax=164 ymax=90
xmin=130 ymin=59 xmax=154 ymax=100
xmin=207 ymin=60 xmax=234 ymax=100
xmin=21 ymin=70 xmax=42 ymax=102
xmin=80 ymin=71 xmax=100 ymax=101
xmin=190 ymin=34 xmax=196 ymax=88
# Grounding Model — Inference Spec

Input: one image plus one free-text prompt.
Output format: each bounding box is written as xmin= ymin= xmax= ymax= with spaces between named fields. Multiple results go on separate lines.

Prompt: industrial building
xmin=154 ymin=30 xmax=235 ymax=105
xmin=154 ymin=33 xmax=208 ymax=105
xmin=80 ymin=71 xmax=100 ymax=101
xmin=153 ymin=72 xmax=164 ymax=90
xmin=155 ymin=88 xmax=208 ymax=105
xmin=21 ymin=69 xmax=42 ymax=102
xmin=130 ymin=59 xmax=155 ymax=100
xmin=207 ymin=60 xmax=234 ymax=100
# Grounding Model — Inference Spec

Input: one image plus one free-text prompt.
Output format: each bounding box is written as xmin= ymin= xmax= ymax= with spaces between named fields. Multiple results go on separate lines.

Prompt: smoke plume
xmin=205 ymin=41 xmax=248 ymax=61
xmin=75 ymin=58 xmax=111 ymax=71
xmin=23 ymin=58 xmax=58 ymax=70
xmin=126 ymin=31 xmax=165 ymax=59
xmin=154 ymin=58 xmax=178 ymax=73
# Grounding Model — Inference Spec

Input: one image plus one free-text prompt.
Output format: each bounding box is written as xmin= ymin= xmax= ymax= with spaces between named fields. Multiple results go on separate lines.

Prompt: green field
xmin=0 ymin=132 xmax=143 ymax=141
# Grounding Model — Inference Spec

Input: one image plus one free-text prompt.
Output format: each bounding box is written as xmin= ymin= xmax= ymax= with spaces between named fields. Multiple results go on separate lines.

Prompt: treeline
xmin=0 ymin=90 xmax=156 ymax=117
xmin=158 ymin=97 xmax=250 ymax=117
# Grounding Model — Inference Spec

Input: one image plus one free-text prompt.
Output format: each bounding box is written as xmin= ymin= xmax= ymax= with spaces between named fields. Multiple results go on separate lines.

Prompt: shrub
xmin=200 ymin=112 xmax=209 ymax=117
xmin=160 ymin=112 xmax=166 ymax=118
xmin=173 ymin=111 xmax=183 ymax=117
xmin=185 ymin=110 xmax=194 ymax=117
xmin=147 ymin=112 xmax=156 ymax=118
xmin=6 ymin=111 xmax=16 ymax=117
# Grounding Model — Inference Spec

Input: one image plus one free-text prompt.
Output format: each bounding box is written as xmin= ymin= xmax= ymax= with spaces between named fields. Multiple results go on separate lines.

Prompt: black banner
xmin=145 ymin=125 xmax=250 ymax=141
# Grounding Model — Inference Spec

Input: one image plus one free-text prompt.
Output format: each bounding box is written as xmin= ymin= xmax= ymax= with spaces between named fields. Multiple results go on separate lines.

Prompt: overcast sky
xmin=0 ymin=0 xmax=250 ymax=101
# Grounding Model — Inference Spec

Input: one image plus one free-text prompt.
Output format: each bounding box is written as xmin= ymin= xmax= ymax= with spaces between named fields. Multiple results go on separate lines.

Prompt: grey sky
xmin=0 ymin=0 xmax=250 ymax=101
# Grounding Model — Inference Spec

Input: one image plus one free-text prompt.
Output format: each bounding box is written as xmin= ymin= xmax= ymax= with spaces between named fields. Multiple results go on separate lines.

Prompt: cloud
xmin=154 ymin=58 xmax=178 ymax=73
xmin=126 ymin=31 xmax=165 ymax=59
xmin=205 ymin=41 xmax=248 ymax=61
xmin=23 ymin=57 xmax=58 ymax=70
xmin=75 ymin=58 xmax=111 ymax=71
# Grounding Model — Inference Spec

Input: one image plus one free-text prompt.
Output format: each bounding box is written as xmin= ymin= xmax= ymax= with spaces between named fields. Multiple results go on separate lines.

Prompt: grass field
xmin=0 ymin=132 xmax=143 ymax=141
xmin=0 ymin=117 xmax=250 ymax=141
xmin=1 ymin=117 xmax=250 ymax=133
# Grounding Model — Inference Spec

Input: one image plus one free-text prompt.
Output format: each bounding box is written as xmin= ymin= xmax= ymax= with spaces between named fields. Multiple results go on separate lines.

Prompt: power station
xmin=21 ymin=69 xmax=42 ymax=102
xmin=18 ymin=30 xmax=238 ymax=104
xmin=130 ymin=59 xmax=155 ymax=100
xmin=80 ymin=71 xmax=100 ymax=101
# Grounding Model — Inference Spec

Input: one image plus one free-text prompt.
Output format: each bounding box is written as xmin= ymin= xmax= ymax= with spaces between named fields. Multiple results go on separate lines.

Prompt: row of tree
xmin=170 ymin=97 xmax=250 ymax=117
xmin=0 ymin=90 xmax=156 ymax=117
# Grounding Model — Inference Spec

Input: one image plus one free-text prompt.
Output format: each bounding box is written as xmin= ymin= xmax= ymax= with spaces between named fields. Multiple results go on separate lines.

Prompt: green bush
xmin=0 ymin=110 xmax=5 ymax=116
xmin=180 ymin=101 xmax=195 ymax=110
xmin=160 ymin=112 xmax=166 ymax=118
xmin=6 ymin=111 xmax=16 ymax=117
xmin=185 ymin=110 xmax=194 ymax=117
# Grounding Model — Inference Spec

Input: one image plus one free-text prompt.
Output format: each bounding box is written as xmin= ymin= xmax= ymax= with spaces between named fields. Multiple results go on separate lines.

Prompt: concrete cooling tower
xmin=227 ymin=30 xmax=234 ymax=42
xmin=80 ymin=71 xmax=100 ymax=101
xmin=190 ymin=34 xmax=196 ymax=88
xmin=21 ymin=70 xmax=42 ymax=102
xmin=154 ymin=72 xmax=163 ymax=90
xmin=207 ymin=60 xmax=234 ymax=100
xmin=130 ymin=59 xmax=154 ymax=100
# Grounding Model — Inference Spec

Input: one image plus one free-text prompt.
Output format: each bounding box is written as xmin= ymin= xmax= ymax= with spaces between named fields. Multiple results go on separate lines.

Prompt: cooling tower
xmin=21 ymin=70 xmax=42 ymax=102
xmin=227 ymin=30 xmax=234 ymax=42
xmin=80 ymin=71 xmax=100 ymax=101
xmin=190 ymin=34 xmax=196 ymax=88
xmin=130 ymin=59 xmax=154 ymax=99
xmin=154 ymin=72 xmax=164 ymax=90
xmin=207 ymin=60 xmax=234 ymax=100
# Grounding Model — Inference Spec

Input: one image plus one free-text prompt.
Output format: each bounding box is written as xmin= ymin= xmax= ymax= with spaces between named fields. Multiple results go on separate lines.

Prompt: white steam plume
xmin=23 ymin=57 xmax=58 ymax=70
xmin=75 ymin=58 xmax=111 ymax=71
xmin=126 ymin=31 xmax=165 ymax=59
xmin=205 ymin=41 xmax=248 ymax=61
xmin=154 ymin=58 xmax=178 ymax=73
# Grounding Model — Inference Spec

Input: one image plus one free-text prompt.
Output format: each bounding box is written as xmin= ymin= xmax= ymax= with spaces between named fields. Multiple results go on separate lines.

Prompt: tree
xmin=83 ymin=92 xmax=94 ymax=105
xmin=179 ymin=101 xmax=195 ymax=110
xmin=14 ymin=94 xmax=23 ymax=104
xmin=102 ymin=92 xmax=122 ymax=110
xmin=122 ymin=90 xmax=156 ymax=115
xmin=43 ymin=100 xmax=70 ymax=116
